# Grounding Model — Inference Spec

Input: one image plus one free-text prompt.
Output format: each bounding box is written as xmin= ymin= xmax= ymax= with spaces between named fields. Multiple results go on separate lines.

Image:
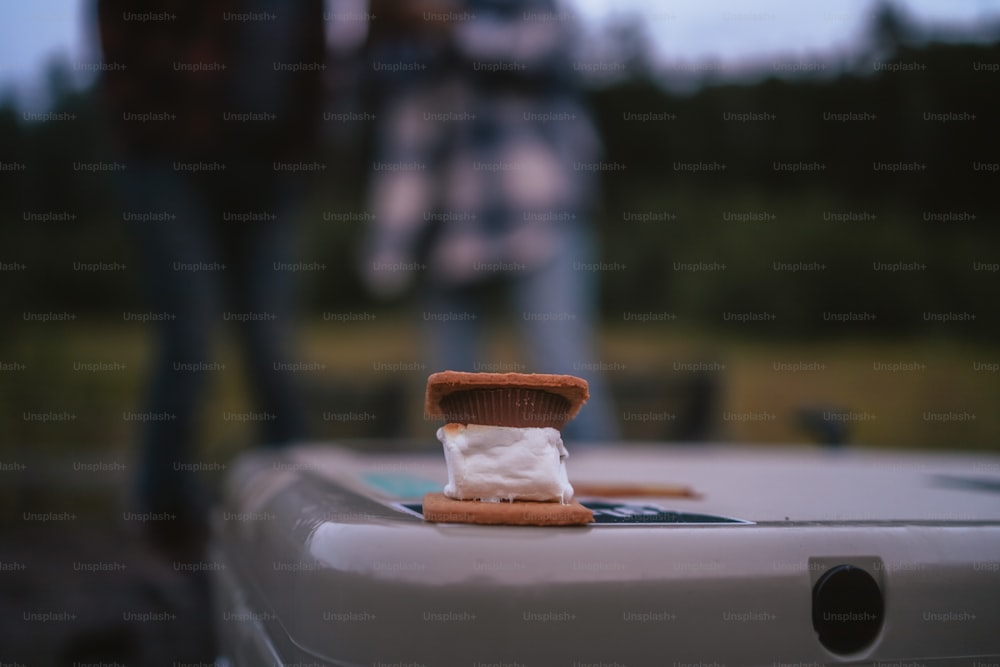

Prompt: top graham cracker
xmin=424 ymin=371 xmax=589 ymax=422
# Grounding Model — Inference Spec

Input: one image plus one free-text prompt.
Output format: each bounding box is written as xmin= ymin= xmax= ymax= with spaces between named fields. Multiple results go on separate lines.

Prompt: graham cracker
xmin=421 ymin=492 xmax=594 ymax=526
xmin=424 ymin=371 xmax=589 ymax=428
xmin=572 ymin=482 xmax=702 ymax=499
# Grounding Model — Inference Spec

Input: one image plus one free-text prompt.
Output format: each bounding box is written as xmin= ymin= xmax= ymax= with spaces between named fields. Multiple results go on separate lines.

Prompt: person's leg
xmin=122 ymin=161 xmax=221 ymax=536
xmin=225 ymin=179 xmax=308 ymax=446
xmin=421 ymin=283 xmax=486 ymax=375
xmin=512 ymin=225 xmax=620 ymax=442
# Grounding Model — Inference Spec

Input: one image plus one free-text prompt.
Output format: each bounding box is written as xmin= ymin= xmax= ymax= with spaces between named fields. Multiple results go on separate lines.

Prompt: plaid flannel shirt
xmin=365 ymin=0 xmax=602 ymax=291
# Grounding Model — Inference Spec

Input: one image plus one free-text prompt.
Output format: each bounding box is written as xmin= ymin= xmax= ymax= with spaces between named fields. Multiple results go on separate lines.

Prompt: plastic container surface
xmin=211 ymin=443 xmax=1000 ymax=667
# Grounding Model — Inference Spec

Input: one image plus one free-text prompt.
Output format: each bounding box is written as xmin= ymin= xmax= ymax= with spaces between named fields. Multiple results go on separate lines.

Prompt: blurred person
xmin=361 ymin=0 xmax=618 ymax=440
xmin=97 ymin=0 xmax=325 ymax=552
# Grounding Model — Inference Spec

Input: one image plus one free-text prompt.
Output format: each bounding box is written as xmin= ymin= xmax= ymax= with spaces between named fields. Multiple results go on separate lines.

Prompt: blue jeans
xmin=120 ymin=160 xmax=306 ymax=523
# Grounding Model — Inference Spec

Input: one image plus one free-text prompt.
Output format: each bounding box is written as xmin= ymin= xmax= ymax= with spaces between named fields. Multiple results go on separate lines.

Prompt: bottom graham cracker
xmin=421 ymin=492 xmax=594 ymax=526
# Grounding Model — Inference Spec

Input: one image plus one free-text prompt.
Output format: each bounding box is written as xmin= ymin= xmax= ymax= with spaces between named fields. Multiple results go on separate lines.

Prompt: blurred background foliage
xmin=1 ymin=5 xmax=998 ymax=455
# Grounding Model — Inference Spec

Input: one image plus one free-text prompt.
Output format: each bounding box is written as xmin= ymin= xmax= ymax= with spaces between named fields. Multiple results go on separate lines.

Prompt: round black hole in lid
xmin=812 ymin=564 xmax=884 ymax=654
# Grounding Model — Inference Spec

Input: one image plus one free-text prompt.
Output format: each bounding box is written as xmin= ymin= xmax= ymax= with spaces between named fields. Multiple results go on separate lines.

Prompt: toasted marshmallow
xmin=437 ymin=423 xmax=574 ymax=503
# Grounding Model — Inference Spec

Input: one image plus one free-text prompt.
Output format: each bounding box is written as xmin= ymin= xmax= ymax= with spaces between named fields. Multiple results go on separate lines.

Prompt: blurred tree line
xmin=591 ymin=34 xmax=999 ymax=339
xmin=2 ymin=15 xmax=998 ymax=341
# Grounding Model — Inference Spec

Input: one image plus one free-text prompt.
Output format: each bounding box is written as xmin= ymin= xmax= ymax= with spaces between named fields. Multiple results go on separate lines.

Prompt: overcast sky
xmin=2 ymin=0 xmax=999 ymax=107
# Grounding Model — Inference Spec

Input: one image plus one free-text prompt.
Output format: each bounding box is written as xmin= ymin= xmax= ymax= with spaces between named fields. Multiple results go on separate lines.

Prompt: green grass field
xmin=3 ymin=321 xmax=997 ymax=466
